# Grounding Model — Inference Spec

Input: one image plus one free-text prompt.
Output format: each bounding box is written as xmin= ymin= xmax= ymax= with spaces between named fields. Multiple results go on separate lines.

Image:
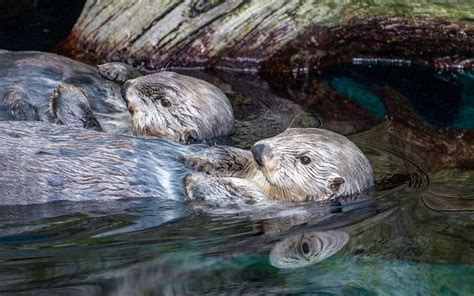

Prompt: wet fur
xmin=0 ymin=51 xmax=234 ymax=143
xmin=185 ymin=128 xmax=374 ymax=203
xmin=123 ymin=72 xmax=234 ymax=142
xmin=0 ymin=123 xmax=372 ymax=206
xmin=0 ymin=50 xmax=129 ymax=133
xmin=0 ymin=121 xmax=202 ymax=206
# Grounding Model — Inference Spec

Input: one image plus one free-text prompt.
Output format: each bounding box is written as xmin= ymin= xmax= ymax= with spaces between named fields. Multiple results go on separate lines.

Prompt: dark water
xmin=0 ymin=0 xmax=85 ymax=51
xmin=1 ymin=63 xmax=473 ymax=295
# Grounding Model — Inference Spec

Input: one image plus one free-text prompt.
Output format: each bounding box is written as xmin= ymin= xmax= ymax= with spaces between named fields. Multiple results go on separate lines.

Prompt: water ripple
xmin=269 ymin=230 xmax=350 ymax=269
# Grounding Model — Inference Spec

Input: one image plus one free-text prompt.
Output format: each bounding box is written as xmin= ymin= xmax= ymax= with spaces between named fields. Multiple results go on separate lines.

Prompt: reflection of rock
xmin=421 ymin=169 xmax=474 ymax=212
xmin=374 ymin=87 xmax=474 ymax=170
xmin=220 ymin=72 xmax=321 ymax=148
xmin=58 ymin=1 xmax=474 ymax=71
xmin=261 ymin=71 xmax=382 ymax=135
xmin=343 ymin=196 xmax=474 ymax=264
xmin=269 ymin=230 xmax=349 ymax=269
xmin=263 ymin=64 xmax=474 ymax=171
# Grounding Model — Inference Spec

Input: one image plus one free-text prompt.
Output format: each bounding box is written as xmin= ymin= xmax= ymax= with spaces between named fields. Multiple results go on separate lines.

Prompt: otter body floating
xmin=0 ymin=121 xmax=373 ymax=206
xmin=0 ymin=121 xmax=203 ymax=206
xmin=0 ymin=51 xmax=234 ymax=143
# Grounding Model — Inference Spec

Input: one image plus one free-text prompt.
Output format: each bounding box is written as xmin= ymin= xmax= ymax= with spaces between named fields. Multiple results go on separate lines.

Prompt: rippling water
xmin=1 ymin=63 xmax=473 ymax=295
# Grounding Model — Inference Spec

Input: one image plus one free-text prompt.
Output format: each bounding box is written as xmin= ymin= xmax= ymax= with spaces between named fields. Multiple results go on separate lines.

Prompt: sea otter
xmin=185 ymin=128 xmax=374 ymax=203
xmin=0 ymin=121 xmax=373 ymax=206
xmin=0 ymin=51 xmax=234 ymax=143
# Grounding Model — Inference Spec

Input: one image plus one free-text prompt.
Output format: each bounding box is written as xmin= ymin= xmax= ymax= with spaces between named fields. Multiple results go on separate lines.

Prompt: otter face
xmin=121 ymin=72 xmax=234 ymax=144
xmin=251 ymin=128 xmax=374 ymax=201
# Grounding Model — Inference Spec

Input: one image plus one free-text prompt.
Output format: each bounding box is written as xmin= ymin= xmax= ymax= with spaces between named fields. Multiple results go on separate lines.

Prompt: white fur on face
xmin=124 ymin=72 xmax=234 ymax=142
xmin=254 ymin=128 xmax=374 ymax=201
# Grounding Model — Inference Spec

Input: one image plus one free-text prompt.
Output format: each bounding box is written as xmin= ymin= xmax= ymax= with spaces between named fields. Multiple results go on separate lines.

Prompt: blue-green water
xmin=329 ymin=76 xmax=387 ymax=119
xmin=0 ymin=63 xmax=473 ymax=295
xmin=325 ymin=63 xmax=474 ymax=129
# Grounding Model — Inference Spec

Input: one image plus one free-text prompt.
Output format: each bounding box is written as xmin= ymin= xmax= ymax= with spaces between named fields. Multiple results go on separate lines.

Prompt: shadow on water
xmin=0 ymin=62 xmax=473 ymax=294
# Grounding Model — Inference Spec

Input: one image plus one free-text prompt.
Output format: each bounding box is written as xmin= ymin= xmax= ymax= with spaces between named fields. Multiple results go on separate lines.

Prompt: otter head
xmin=251 ymin=128 xmax=374 ymax=202
xmin=121 ymin=72 xmax=234 ymax=144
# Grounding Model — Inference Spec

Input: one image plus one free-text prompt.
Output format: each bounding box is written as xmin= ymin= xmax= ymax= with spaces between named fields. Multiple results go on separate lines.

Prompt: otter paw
xmin=184 ymin=173 xmax=268 ymax=204
xmin=97 ymin=62 xmax=141 ymax=84
xmin=50 ymin=84 xmax=102 ymax=131
xmin=184 ymin=155 xmax=221 ymax=176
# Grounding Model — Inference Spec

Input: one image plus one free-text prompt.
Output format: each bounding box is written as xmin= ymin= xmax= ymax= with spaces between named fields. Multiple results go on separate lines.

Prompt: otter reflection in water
xmin=0 ymin=51 xmax=234 ymax=143
xmin=269 ymin=231 xmax=350 ymax=269
xmin=0 ymin=121 xmax=373 ymax=206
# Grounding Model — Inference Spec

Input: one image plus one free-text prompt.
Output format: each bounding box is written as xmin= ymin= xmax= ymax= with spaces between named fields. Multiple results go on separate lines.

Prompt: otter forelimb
xmin=184 ymin=173 xmax=268 ymax=204
xmin=184 ymin=145 xmax=253 ymax=177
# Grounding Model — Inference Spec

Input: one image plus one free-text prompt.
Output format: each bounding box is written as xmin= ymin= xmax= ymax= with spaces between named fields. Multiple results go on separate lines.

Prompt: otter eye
xmin=160 ymin=98 xmax=171 ymax=107
xmin=301 ymin=241 xmax=310 ymax=255
xmin=300 ymin=156 xmax=311 ymax=165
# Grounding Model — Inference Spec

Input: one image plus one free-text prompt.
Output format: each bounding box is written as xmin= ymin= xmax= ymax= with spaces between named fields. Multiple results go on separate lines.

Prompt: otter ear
xmin=329 ymin=177 xmax=345 ymax=194
xmin=183 ymin=129 xmax=198 ymax=144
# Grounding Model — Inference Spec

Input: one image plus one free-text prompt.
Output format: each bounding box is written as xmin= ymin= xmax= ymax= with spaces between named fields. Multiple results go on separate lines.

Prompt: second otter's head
xmin=121 ymin=72 xmax=234 ymax=144
xmin=250 ymin=128 xmax=374 ymax=202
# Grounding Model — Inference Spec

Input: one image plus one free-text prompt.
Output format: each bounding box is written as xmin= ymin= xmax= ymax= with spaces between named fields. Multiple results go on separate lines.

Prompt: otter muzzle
xmin=251 ymin=144 xmax=273 ymax=167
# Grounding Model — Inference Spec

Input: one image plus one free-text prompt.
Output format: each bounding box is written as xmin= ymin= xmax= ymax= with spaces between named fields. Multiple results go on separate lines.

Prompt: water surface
xmin=0 ymin=63 xmax=473 ymax=295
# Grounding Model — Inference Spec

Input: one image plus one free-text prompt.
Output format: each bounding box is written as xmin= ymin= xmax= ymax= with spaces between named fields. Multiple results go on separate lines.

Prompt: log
xmin=58 ymin=0 xmax=474 ymax=71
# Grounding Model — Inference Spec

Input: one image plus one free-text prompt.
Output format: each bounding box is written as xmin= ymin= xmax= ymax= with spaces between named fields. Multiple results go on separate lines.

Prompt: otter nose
xmin=121 ymin=81 xmax=131 ymax=103
xmin=251 ymin=144 xmax=272 ymax=167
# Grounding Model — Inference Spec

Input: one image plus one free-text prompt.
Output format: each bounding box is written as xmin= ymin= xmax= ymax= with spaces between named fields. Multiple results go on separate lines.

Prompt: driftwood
xmin=59 ymin=1 xmax=474 ymax=71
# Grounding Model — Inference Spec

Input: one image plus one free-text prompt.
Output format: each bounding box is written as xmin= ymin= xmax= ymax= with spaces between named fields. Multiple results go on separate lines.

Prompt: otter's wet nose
xmin=252 ymin=144 xmax=272 ymax=167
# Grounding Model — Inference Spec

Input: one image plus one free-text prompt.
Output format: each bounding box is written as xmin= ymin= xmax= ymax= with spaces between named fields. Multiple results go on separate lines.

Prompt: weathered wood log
xmin=59 ymin=0 xmax=474 ymax=71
